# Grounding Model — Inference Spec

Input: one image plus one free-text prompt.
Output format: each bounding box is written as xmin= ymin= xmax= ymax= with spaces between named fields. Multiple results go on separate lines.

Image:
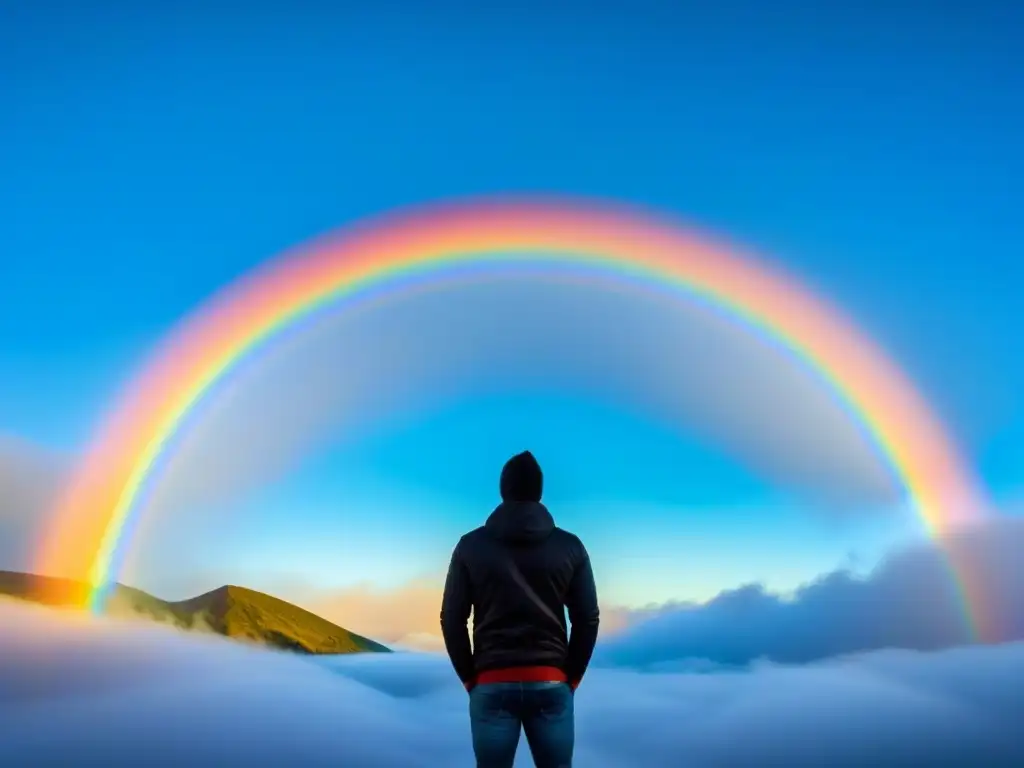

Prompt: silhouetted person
xmin=441 ymin=451 xmax=600 ymax=768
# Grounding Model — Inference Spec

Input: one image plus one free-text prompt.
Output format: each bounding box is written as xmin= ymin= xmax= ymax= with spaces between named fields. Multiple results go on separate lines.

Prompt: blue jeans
xmin=469 ymin=681 xmax=574 ymax=768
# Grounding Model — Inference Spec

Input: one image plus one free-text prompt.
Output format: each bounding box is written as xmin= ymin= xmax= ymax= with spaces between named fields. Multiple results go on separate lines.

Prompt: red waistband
xmin=475 ymin=666 xmax=568 ymax=685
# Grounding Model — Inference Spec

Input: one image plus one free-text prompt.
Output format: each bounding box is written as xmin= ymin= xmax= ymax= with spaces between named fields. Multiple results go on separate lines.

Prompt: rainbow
xmin=38 ymin=197 xmax=990 ymax=636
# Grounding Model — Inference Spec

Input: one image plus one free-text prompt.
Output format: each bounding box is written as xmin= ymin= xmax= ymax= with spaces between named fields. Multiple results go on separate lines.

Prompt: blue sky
xmin=2 ymin=1 xmax=1022 ymax=606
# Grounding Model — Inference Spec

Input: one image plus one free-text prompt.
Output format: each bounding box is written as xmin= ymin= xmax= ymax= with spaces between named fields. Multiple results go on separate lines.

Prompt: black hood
xmin=499 ymin=451 xmax=543 ymax=502
xmin=485 ymin=501 xmax=555 ymax=545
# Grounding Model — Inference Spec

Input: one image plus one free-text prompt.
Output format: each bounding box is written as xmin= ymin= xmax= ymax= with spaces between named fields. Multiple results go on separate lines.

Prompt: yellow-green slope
xmin=0 ymin=570 xmax=390 ymax=654
xmin=172 ymin=584 xmax=390 ymax=653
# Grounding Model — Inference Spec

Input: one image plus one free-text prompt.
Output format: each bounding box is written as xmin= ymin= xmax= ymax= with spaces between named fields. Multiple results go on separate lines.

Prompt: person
xmin=440 ymin=450 xmax=600 ymax=768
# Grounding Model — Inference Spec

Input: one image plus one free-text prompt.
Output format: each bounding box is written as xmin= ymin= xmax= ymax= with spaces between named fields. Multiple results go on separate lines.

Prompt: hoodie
xmin=440 ymin=452 xmax=601 ymax=689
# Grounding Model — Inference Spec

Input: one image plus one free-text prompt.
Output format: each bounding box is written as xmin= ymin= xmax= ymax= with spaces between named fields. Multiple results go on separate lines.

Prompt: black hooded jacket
xmin=440 ymin=452 xmax=600 ymax=686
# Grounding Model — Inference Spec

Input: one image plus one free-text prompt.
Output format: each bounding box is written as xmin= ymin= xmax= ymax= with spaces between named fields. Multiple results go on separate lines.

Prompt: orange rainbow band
xmin=37 ymin=197 xmax=990 ymax=637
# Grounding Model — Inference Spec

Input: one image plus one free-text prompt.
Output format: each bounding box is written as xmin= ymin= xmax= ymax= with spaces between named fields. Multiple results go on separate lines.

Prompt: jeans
xmin=469 ymin=681 xmax=574 ymax=768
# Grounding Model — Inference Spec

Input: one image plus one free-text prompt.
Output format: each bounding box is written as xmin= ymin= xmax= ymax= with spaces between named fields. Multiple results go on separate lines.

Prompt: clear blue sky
xmin=2 ymin=1 xmax=1022 ymax=603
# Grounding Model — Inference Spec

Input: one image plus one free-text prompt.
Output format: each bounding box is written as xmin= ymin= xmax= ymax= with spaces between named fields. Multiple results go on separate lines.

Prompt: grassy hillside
xmin=173 ymin=585 xmax=390 ymax=653
xmin=0 ymin=570 xmax=390 ymax=654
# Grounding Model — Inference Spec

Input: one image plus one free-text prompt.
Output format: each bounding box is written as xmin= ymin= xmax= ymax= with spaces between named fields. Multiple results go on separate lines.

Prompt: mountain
xmin=0 ymin=570 xmax=390 ymax=654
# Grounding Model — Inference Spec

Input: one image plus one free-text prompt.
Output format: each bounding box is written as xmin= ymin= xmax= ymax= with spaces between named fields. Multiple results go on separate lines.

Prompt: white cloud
xmin=599 ymin=515 xmax=1024 ymax=667
xmin=0 ymin=598 xmax=1021 ymax=766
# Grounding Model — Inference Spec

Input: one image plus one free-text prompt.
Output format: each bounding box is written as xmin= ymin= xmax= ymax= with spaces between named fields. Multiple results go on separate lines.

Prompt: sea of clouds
xmin=2 ymin=591 xmax=1022 ymax=767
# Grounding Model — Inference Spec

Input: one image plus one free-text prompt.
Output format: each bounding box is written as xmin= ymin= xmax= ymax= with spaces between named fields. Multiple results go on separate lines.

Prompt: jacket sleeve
xmin=564 ymin=543 xmax=600 ymax=686
xmin=439 ymin=540 xmax=475 ymax=685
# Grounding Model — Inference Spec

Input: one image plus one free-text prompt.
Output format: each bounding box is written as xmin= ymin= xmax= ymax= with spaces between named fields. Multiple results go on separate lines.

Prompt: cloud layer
xmin=598 ymin=515 xmax=1024 ymax=667
xmin=1 ymin=598 xmax=1021 ymax=767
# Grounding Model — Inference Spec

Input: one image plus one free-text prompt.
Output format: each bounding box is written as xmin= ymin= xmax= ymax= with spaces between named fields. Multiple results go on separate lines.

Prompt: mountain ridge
xmin=0 ymin=570 xmax=390 ymax=654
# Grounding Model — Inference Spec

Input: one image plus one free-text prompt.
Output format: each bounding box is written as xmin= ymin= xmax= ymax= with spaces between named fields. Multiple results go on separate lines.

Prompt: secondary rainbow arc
xmin=37 ymin=197 xmax=991 ymax=638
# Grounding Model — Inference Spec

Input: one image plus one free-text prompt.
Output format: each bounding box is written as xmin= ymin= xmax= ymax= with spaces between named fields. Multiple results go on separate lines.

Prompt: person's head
xmin=499 ymin=451 xmax=544 ymax=503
